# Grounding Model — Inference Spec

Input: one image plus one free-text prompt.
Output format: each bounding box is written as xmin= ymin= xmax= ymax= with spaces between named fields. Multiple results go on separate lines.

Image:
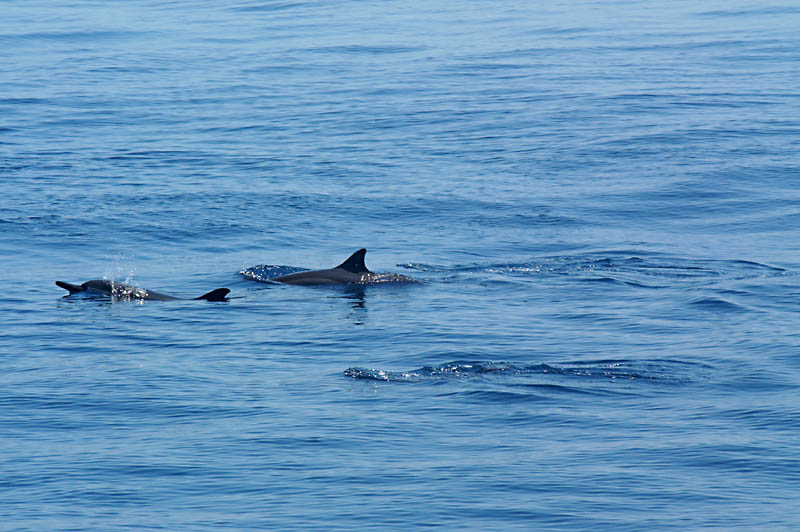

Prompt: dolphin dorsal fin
xmin=335 ymin=248 xmax=370 ymax=273
xmin=194 ymin=288 xmax=230 ymax=301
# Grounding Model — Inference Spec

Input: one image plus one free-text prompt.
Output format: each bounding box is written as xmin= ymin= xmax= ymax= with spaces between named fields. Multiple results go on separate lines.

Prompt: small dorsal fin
xmin=194 ymin=288 xmax=230 ymax=301
xmin=335 ymin=248 xmax=370 ymax=274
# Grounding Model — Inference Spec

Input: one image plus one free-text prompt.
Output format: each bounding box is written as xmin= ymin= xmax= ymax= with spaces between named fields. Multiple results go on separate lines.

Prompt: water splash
xmin=240 ymin=265 xmax=300 ymax=283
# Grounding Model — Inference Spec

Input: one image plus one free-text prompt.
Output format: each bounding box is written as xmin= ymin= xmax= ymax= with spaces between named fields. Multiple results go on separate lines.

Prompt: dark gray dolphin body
xmin=272 ymin=248 xmax=416 ymax=285
xmin=56 ymin=280 xmax=229 ymax=301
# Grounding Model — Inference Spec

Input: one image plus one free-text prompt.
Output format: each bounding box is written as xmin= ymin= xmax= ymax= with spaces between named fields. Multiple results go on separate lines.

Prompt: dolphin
xmin=271 ymin=248 xmax=417 ymax=285
xmin=56 ymin=280 xmax=229 ymax=301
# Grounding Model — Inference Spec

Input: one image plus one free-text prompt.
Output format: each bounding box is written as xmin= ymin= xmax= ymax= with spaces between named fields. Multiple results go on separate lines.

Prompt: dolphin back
xmin=273 ymin=269 xmax=361 ymax=285
xmin=57 ymin=279 xmax=229 ymax=301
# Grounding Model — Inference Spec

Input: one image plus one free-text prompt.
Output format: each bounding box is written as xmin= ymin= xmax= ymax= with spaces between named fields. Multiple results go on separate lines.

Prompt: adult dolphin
xmin=271 ymin=248 xmax=417 ymax=285
xmin=56 ymin=280 xmax=229 ymax=301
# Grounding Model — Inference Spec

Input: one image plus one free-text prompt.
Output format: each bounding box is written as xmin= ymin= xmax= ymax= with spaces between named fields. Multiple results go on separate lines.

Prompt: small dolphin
xmin=56 ymin=280 xmax=229 ymax=301
xmin=272 ymin=248 xmax=417 ymax=285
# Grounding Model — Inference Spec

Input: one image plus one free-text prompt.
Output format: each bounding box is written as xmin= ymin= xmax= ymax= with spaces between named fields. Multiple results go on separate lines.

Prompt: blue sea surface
xmin=2 ymin=0 xmax=800 ymax=530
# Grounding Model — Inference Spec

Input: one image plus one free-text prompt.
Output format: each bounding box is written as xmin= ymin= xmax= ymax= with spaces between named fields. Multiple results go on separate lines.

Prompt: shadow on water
xmin=339 ymin=285 xmax=366 ymax=308
xmin=336 ymin=285 xmax=367 ymax=325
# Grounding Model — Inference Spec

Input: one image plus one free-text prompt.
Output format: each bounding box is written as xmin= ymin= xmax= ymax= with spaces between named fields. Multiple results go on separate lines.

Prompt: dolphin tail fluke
xmin=56 ymin=281 xmax=84 ymax=295
xmin=336 ymin=248 xmax=370 ymax=274
xmin=194 ymin=288 xmax=230 ymax=301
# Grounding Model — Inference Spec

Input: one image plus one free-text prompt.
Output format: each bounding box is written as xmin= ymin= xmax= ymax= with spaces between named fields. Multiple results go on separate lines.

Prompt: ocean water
xmin=2 ymin=0 xmax=800 ymax=530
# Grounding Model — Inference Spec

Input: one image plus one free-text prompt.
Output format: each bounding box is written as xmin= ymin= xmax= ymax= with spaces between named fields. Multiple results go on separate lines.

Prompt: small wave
xmin=697 ymin=7 xmax=800 ymax=17
xmin=344 ymin=359 xmax=708 ymax=384
xmin=306 ymin=44 xmax=424 ymax=55
xmin=689 ymin=297 xmax=747 ymax=312
xmin=445 ymin=383 xmax=635 ymax=403
xmin=446 ymin=389 xmax=550 ymax=403
xmin=728 ymin=259 xmax=785 ymax=273
xmin=399 ymin=253 xmax=787 ymax=287
xmin=229 ymin=2 xmax=310 ymax=12
xmin=344 ymin=361 xmax=519 ymax=381
xmin=718 ymin=407 xmax=800 ymax=431
xmin=398 ymin=263 xmax=448 ymax=273
xmin=0 ymin=30 xmax=149 ymax=46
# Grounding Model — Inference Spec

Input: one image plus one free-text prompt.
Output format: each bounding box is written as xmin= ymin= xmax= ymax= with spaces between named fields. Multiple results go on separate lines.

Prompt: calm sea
xmin=2 ymin=1 xmax=800 ymax=530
